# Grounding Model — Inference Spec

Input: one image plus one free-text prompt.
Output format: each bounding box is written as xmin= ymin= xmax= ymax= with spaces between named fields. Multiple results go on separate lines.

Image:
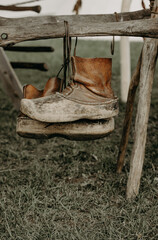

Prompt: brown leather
xmin=43 ymin=77 xmax=61 ymax=97
xmin=61 ymin=56 xmax=115 ymax=103
xmin=23 ymin=84 xmax=43 ymax=99
xmin=23 ymin=77 xmax=62 ymax=99
xmin=71 ymin=56 xmax=114 ymax=98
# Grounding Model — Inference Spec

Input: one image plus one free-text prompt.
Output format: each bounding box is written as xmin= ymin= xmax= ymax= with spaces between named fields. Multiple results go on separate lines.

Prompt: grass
xmin=0 ymin=39 xmax=158 ymax=240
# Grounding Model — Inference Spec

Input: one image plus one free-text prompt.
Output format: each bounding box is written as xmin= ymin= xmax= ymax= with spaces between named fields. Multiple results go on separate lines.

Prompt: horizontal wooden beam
xmin=4 ymin=46 xmax=54 ymax=52
xmin=0 ymin=9 xmax=155 ymax=47
xmin=11 ymin=62 xmax=48 ymax=71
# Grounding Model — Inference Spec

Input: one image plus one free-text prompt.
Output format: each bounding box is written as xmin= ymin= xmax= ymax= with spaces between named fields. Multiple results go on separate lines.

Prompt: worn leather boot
xmin=20 ymin=57 xmax=118 ymax=123
xmin=23 ymin=77 xmax=62 ymax=99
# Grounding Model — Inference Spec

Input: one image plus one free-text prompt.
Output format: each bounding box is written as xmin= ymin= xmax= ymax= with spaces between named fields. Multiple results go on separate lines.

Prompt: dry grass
xmin=0 ymin=39 xmax=158 ymax=240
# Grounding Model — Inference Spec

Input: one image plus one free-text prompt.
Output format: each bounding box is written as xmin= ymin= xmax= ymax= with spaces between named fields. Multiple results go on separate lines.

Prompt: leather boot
xmin=20 ymin=57 xmax=118 ymax=123
xmin=23 ymin=77 xmax=62 ymax=99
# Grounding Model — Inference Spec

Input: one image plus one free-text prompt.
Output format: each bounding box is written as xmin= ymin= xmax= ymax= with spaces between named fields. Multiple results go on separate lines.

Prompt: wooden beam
xmin=0 ymin=9 xmax=155 ymax=47
xmin=126 ymin=0 xmax=158 ymax=199
xmin=4 ymin=46 xmax=54 ymax=52
xmin=11 ymin=62 xmax=48 ymax=71
xmin=0 ymin=48 xmax=23 ymax=110
xmin=0 ymin=5 xmax=41 ymax=13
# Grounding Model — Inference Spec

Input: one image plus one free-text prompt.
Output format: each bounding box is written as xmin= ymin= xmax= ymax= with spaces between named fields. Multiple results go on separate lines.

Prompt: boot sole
xmin=16 ymin=116 xmax=115 ymax=141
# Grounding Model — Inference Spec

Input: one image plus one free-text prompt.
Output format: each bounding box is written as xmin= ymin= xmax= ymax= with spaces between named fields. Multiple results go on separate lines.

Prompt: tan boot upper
xmin=71 ymin=56 xmax=114 ymax=98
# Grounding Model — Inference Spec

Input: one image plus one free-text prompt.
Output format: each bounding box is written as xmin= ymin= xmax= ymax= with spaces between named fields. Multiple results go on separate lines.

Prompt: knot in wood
xmin=1 ymin=33 xmax=8 ymax=40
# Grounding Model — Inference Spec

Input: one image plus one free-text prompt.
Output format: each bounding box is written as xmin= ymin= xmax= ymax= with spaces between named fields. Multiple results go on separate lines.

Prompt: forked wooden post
xmin=0 ymin=48 xmax=23 ymax=110
xmin=126 ymin=0 xmax=158 ymax=199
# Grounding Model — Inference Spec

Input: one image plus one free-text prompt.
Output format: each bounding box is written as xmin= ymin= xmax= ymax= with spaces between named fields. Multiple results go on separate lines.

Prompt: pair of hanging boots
xmin=17 ymin=56 xmax=118 ymax=140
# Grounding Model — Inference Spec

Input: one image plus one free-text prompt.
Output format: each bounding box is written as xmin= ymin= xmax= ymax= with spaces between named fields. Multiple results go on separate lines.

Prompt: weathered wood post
xmin=126 ymin=0 xmax=158 ymax=199
xmin=117 ymin=52 xmax=142 ymax=173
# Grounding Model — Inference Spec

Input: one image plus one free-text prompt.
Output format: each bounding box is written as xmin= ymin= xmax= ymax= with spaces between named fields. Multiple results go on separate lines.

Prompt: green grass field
xmin=0 ymin=39 xmax=158 ymax=240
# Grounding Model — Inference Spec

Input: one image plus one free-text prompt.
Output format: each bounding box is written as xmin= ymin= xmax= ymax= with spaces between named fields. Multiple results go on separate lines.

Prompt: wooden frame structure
xmin=0 ymin=0 xmax=157 ymax=199
xmin=0 ymin=0 xmax=42 ymax=110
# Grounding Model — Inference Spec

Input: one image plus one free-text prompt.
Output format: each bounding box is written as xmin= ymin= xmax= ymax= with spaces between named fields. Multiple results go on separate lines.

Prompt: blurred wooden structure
xmin=0 ymin=0 xmax=42 ymax=109
xmin=0 ymin=48 xmax=23 ymax=110
xmin=0 ymin=4 xmax=41 ymax=13
xmin=11 ymin=62 xmax=48 ymax=71
xmin=0 ymin=1 xmax=55 ymax=108
xmin=0 ymin=0 xmax=157 ymax=199
xmin=4 ymin=46 xmax=54 ymax=52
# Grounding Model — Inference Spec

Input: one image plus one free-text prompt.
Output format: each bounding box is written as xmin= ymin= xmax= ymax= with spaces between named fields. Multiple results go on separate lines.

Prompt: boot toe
xmin=20 ymin=95 xmax=64 ymax=122
xmin=20 ymin=98 xmax=36 ymax=120
xmin=20 ymin=94 xmax=118 ymax=123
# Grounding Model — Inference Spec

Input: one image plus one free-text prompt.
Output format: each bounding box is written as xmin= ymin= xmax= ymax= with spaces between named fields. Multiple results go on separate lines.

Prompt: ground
xmin=0 ymin=39 xmax=158 ymax=240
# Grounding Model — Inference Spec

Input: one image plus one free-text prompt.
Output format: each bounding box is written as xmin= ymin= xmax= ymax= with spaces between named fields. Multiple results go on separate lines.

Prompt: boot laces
xmin=61 ymin=81 xmax=78 ymax=95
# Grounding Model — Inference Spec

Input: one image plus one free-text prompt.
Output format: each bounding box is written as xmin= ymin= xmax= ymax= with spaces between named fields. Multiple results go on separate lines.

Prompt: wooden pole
xmin=117 ymin=52 xmax=142 ymax=173
xmin=4 ymin=46 xmax=54 ymax=52
xmin=0 ymin=48 xmax=23 ymax=110
xmin=11 ymin=62 xmax=48 ymax=71
xmin=120 ymin=0 xmax=132 ymax=102
xmin=63 ymin=37 xmax=67 ymax=89
xmin=126 ymin=0 xmax=158 ymax=199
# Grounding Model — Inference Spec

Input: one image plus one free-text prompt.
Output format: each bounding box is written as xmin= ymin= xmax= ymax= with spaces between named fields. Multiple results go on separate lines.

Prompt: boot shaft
xmin=71 ymin=56 xmax=114 ymax=98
